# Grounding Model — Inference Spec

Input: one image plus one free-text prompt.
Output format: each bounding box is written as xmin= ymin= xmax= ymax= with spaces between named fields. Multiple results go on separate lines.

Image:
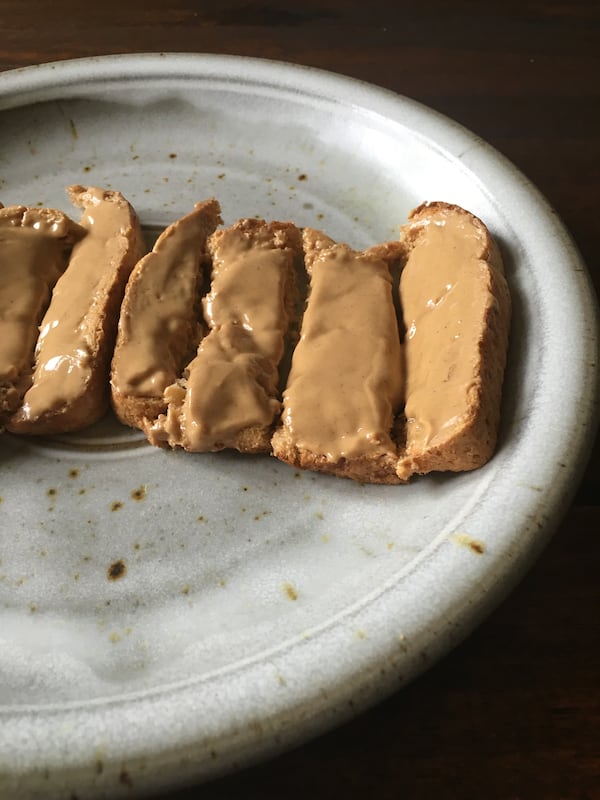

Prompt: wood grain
xmin=1 ymin=1 xmax=598 ymax=797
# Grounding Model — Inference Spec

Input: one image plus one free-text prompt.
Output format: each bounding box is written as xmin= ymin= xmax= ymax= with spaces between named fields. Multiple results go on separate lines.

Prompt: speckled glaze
xmin=0 ymin=54 xmax=598 ymax=799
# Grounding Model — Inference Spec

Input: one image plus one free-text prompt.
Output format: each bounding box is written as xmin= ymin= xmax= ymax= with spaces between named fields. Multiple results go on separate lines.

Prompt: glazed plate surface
xmin=0 ymin=54 xmax=597 ymax=799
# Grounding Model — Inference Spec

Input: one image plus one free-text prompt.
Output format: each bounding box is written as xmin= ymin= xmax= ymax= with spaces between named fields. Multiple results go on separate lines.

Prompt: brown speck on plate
xmin=450 ymin=533 xmax=486 ymax=555
xmin=107 ymin=560 xmax=127 ymax=581
xmin=111 ymin=501 xmax=123 ymax=512
xmin=131 ymin=485 xmax=147 ymax=501
xmin=283 ymin=582 xmax=298 ymax=601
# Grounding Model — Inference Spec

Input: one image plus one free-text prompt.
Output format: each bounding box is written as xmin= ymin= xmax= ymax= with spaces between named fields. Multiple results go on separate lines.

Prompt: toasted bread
xmin=0 ymin=204 xmax=83 ymax=425
xmin=110 ymin=199 xmax=222 ymax=429
xmin=146 ymin=218 xmax=301 ymax=453
xmin=395 ymin=202 xmax=511 ymax=480
xmin=7 ymin=186 xmax=144 ymax=435
xmin=271 ymin=228 xmax=405 ymax=483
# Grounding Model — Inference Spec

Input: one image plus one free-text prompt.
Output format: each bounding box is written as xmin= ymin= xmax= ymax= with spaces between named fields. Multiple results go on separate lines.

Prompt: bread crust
xmin=396 ymin=201 xmax=511 ymax=479
xmin=7 ymin=187 xmax=145 ymax=435
xmin=272 ymin=437 xmax=405 ymax=484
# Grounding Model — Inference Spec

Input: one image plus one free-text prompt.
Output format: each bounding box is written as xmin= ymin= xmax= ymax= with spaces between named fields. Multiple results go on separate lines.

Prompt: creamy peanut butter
xmin=111 ymin=200 xmax=221 ymax=399
xmin=400 ymin=205 xmax=496 ymax=453
xmin=149 ymin=220 xmax=298 ymax=451
xmin=17 ymin=187 xmax=141 ymax=422
xmin=278 ymin=229 xmax=403 ymax=462
xmin=0 ymin=205 xmax=80 ymax=410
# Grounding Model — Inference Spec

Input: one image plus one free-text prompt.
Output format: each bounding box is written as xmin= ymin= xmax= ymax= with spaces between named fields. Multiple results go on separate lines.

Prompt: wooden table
xmin=1 ymin=1 xmax=598 ymax=797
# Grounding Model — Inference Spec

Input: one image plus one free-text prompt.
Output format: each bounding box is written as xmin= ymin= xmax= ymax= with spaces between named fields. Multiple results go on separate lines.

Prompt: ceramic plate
xmin=0 ymin=54 xmax=597 ymax=799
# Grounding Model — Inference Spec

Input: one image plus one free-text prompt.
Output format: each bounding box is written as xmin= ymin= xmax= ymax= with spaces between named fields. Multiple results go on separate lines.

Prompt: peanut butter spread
xmin=0 ymin=205 xmax=80 ymax=403
xmin=17 ymin=188 xmax=139 ymax=422
xmin=279 ymin=229 xmax=403 ymax=461
xmin=148 ymin=220 xmax=297 ymax=451
xmin=400 ymin=205 xmax=495 ymax=452
xmin=111 ymin=200 xmax=221 ymax=399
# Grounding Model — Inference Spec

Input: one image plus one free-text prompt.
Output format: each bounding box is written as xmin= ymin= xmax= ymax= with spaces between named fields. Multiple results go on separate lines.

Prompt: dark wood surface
xmin=1 ymin=1 xmax=598 ymax=798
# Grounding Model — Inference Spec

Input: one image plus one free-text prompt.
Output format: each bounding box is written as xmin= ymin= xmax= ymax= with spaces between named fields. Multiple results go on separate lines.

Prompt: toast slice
xmin=146 ymin=218 xmax=301 ymax=453
xmin=271 ymin=228 xmax=405 ymax=484
xmin=110 ymin=199 xmax=222 ymax=429
xmin=395 ymin=202 xmax=511 ymax=480
xmin=8 ymin=186 xmax=145 ymax=435
xmin=0 ymin=204 xmax=83 ymax=424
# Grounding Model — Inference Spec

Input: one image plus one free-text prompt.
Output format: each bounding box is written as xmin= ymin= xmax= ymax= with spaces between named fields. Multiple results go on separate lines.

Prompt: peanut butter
xmin=149 ymin=220 xmax=297 ymax=451
xmin=0 ymin=206 xmax=80 ymax=410
xmin=111 ymin=200 xmax=221 ymax=399
xmin=17 ymin=188 xmax=140 ymax=422
xmin=279 ymin=230 xmax=403 ymax=461
xmin=400 ymin=205 xmax=494 ymax=452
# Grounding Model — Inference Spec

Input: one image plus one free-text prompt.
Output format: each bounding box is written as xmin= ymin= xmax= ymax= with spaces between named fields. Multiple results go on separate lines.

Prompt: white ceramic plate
xmin=0 ymin=54 xmax=597 ymax=799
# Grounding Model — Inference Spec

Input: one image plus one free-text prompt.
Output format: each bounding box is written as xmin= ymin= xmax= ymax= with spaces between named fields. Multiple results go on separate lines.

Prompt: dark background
xmin=1 ymin=2 xmax=598 ymax=798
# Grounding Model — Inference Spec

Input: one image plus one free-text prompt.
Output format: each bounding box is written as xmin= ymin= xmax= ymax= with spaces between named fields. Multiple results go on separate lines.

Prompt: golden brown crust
xmin=271 ymin=436 xmax=405 ymax=484
xmin=396 ymin=201 xmax=511 ymax=479
xmin=7 ymin=187 xmax=145 ymax=435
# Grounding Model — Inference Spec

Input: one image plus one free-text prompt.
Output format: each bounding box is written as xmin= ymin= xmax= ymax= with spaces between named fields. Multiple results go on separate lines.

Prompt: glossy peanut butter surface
xmin=18 ymin=188 xmax=135 ymax=420
xmin=400 ymin=207 xmax=491 ymax=450
xmin=150 ymin=221 xmax=294 ymax=450
xmin=280 ymin=232 xmax=403 ymax=461
xmin=111 ymin=200 xmax=220 ymax=398
xmin=0 ymin=206 xmax=78 ymax=384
